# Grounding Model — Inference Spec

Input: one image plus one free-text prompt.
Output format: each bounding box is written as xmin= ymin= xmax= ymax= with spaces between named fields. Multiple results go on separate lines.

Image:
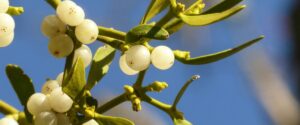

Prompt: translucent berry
xmin=119 ymin=54 xmax=138 ymax=75
xmin=125 ymin=45 xmax=151 ymax=71
xmin=0 ymin=117 xmax=18 ymax=125
xmin=0 ymin=32 xmax=14 ymax=47
xmin=34 ymin=111 xmax=57 ymax=125
xmin=49 ymin=87 xmax=73 ymax=113
xmin=75 ymin=19 xmax=98 ymax=44
xmin=56 ymin=1 xmax=85 ymax=26
xmin=83 ymin=119 xmax=99 ymax=125
xmin=0 ymin=13 xmax=15 ymax=37
xmin=41 ymin=15 xmax=66 ymax=38
xmin=27 ymin=93 xmax=51 ymax=115
xmin=48 ymin=34 xmax=74 ymax=58
xmin=151 ymin=46 xmax=174 ymax=70
xmin=56 ymin=72 xmax=64 ymax=86
xmin=73 ymin=45 xmax=92 ymax=67
xmin=0 ymin=0 xmax=9 ymax=13
xmin=41 ymin=80 xmax=60 ymax=95
xmin=56 ymin=114 xmax=71 ymax=125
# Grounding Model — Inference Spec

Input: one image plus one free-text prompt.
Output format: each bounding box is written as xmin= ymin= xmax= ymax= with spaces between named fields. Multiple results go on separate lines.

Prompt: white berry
xmin=0 ymin=13 xmax=15 ymax=37
xmin=41 ymin=80 xmax=60 ymax=95
xmin=0 ymin=117 xmax=18 ymax=125
xmin=48 ymin=34 xmax=74 ymax=58
xmin=49 ymin=87 xmax=73 ymax=113
xmin=73 ymin=45 xmax=92 ymax=67
xmin=0 ymin=32 xmax=14 ymax=47
xmin=34 ymin=111 xmax=57 ymax=125
xmin=27 ymin=93 xmax=51 ymax=115
xmin=83 ymin=119 xmax=99 ymax=125
xmin=56 ymin=114 xmax=71 ymax=125
xmin=41 ymin=15 xmax=66 ymax=38
xmin=151 ymin=46 xmax=174 ymax=70
xmin=75 ymin=19 xmax=98 ymax=44
xmin=56 ymin=1 xmax=85 ymax=26
xmin=119 ymin=54 xmax=138 ymax=75
xmin=125 ymin=45 xmax=151 ymax=71
xmin=0 ymin=0 xmax=9 ymax=13
xmin=56 ymin=72 xmax=64 ymax=86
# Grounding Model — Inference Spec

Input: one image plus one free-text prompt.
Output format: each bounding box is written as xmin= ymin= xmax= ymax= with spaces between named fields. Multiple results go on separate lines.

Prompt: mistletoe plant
xmin=0 ymin=0 xmax=264 ymax=125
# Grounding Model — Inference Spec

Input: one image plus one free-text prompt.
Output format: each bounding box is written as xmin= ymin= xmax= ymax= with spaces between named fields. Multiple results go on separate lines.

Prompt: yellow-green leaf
xmin=203 ymin=0 xmax=243 ymax=14
xmin=174 ymin=36 xmax=264 ymax=65
xmin=165 ymin=0 xmax=243 ymax=34
xmin=141 ymin=0 xmax=169 ymax=24
xmin=86 ymin=45 xmax=116 ymax=90
xmin=5 ymin=65 xmax=35 ymax=105
xmin=179 ymin=5 xmax=246 ymax=26
xmin=174 ymin=118 xmax=192 ymax=125
xmin=62 ymin=57 xmax=86 ymax=100
xmin=125 ymin=24 xmax=169 ymax=43
xmin=95 ymin=114 xmax=134 ymax=125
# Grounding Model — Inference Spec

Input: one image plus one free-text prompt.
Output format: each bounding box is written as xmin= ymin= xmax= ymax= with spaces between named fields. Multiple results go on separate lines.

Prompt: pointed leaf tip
xmin=179 ymin=5 xmax=246 ymax=26
xmin=175 ymin=36 xmax=264 ymax=65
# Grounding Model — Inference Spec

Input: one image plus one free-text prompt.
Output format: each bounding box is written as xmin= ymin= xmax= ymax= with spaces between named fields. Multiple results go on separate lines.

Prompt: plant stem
xmin=98 ymin=26 xmax=126 ymax=41
xmin=96 ymin=93 xmax=128 ymax=113
xmin=0 ymin=100 xmax=18 ymax=115
xmin=141 ymin=95 xmax=171 ymax=113
xmin=133 ymin=70 xmax=147 ymax=88
xmin=155 ymin=10 xmax=174 ymax=27
xmin=46 ymin=0 xmax=61 ymax=9
xmin=97 ymin=36 xmax=125 ymax=51
xmin=172 ymin=75 xmax=200 ymax=109
xmin=7 ymin=6 xmax=24 ymax=16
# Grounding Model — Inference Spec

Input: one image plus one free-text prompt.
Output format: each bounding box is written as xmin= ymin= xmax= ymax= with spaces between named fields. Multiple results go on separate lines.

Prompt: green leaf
xmin=174 ymin=36 xmax=264 ymax=65
xmin=62 ymin=57 xmax=86 ymax=100
xmin=95 ymin=114 xmax=135 ymax=125
xmin=174 ymin=118 xmax=192 ymax=125
xmin=141 ymin=0 xmax=169 ymax=24
xmin=86 ymin=45 xmax=116 ymax=90
xmin=179 ymin=5 xmax=246 ymax=26
xmin=5 ymin=65 xmax=35 ymax=123
xmin=5 ymin=65 xmax=35 ymax=105
xmin=165 ymin=0 xmax=243 ymax=34
xmin=125 ymin=24 xmax=169 ymax=43
xmin=203 ymin=0 xmax=243 ymax=14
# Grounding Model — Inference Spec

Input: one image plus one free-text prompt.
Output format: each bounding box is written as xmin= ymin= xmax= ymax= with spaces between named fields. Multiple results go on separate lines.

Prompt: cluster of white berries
xmin=0 ymin=117 xmax=18 ymax=125
xmin=26 ymin=72 xmax=73 ymax=125
xmin=119 ymin=45 xmax=175 ymax=75
xmin=42 ymin=0 xmax=96 ymax=67
xmin=0 ymin=0 xmax=15 ymax=48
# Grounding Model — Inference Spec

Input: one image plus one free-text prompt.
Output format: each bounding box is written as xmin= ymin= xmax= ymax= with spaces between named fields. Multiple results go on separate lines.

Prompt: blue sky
xmin=0 ymin=0 xmax=295 ymax=125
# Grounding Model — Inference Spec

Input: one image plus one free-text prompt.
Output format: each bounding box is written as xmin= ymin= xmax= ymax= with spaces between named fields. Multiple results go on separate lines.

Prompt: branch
xmin=96 ymin=93 xmax=128 ymax=113
xmin=0 ymin=100 xmax=19 ymax=115
xmin=98 ymin=26 xmax=126 ymax=41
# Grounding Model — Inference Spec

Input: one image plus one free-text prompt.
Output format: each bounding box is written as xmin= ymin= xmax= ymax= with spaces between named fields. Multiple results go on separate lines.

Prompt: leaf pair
xmin=165 ymin=0 xmax=245 ymax=33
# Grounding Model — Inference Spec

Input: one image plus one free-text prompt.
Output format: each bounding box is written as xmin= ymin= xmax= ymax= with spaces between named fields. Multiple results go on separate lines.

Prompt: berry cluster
xmin=0 ymin=0 xmax=15 ymax=47
xmin=42 ymin=0 xmax=96 ymax=67
xmin=26 ymin=73 xmax=73 ymax=125
xmin=119 ymin=45 xmax=175 ymax=75
xmin=0 ymin=117 xmax=18 ymax=125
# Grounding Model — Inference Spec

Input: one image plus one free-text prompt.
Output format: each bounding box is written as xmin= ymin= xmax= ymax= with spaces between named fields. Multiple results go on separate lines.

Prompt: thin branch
xmin=96 ymin=93 xmax=128 ymax=114
xmin=0 ymin=100 xmax=19 ymax=115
